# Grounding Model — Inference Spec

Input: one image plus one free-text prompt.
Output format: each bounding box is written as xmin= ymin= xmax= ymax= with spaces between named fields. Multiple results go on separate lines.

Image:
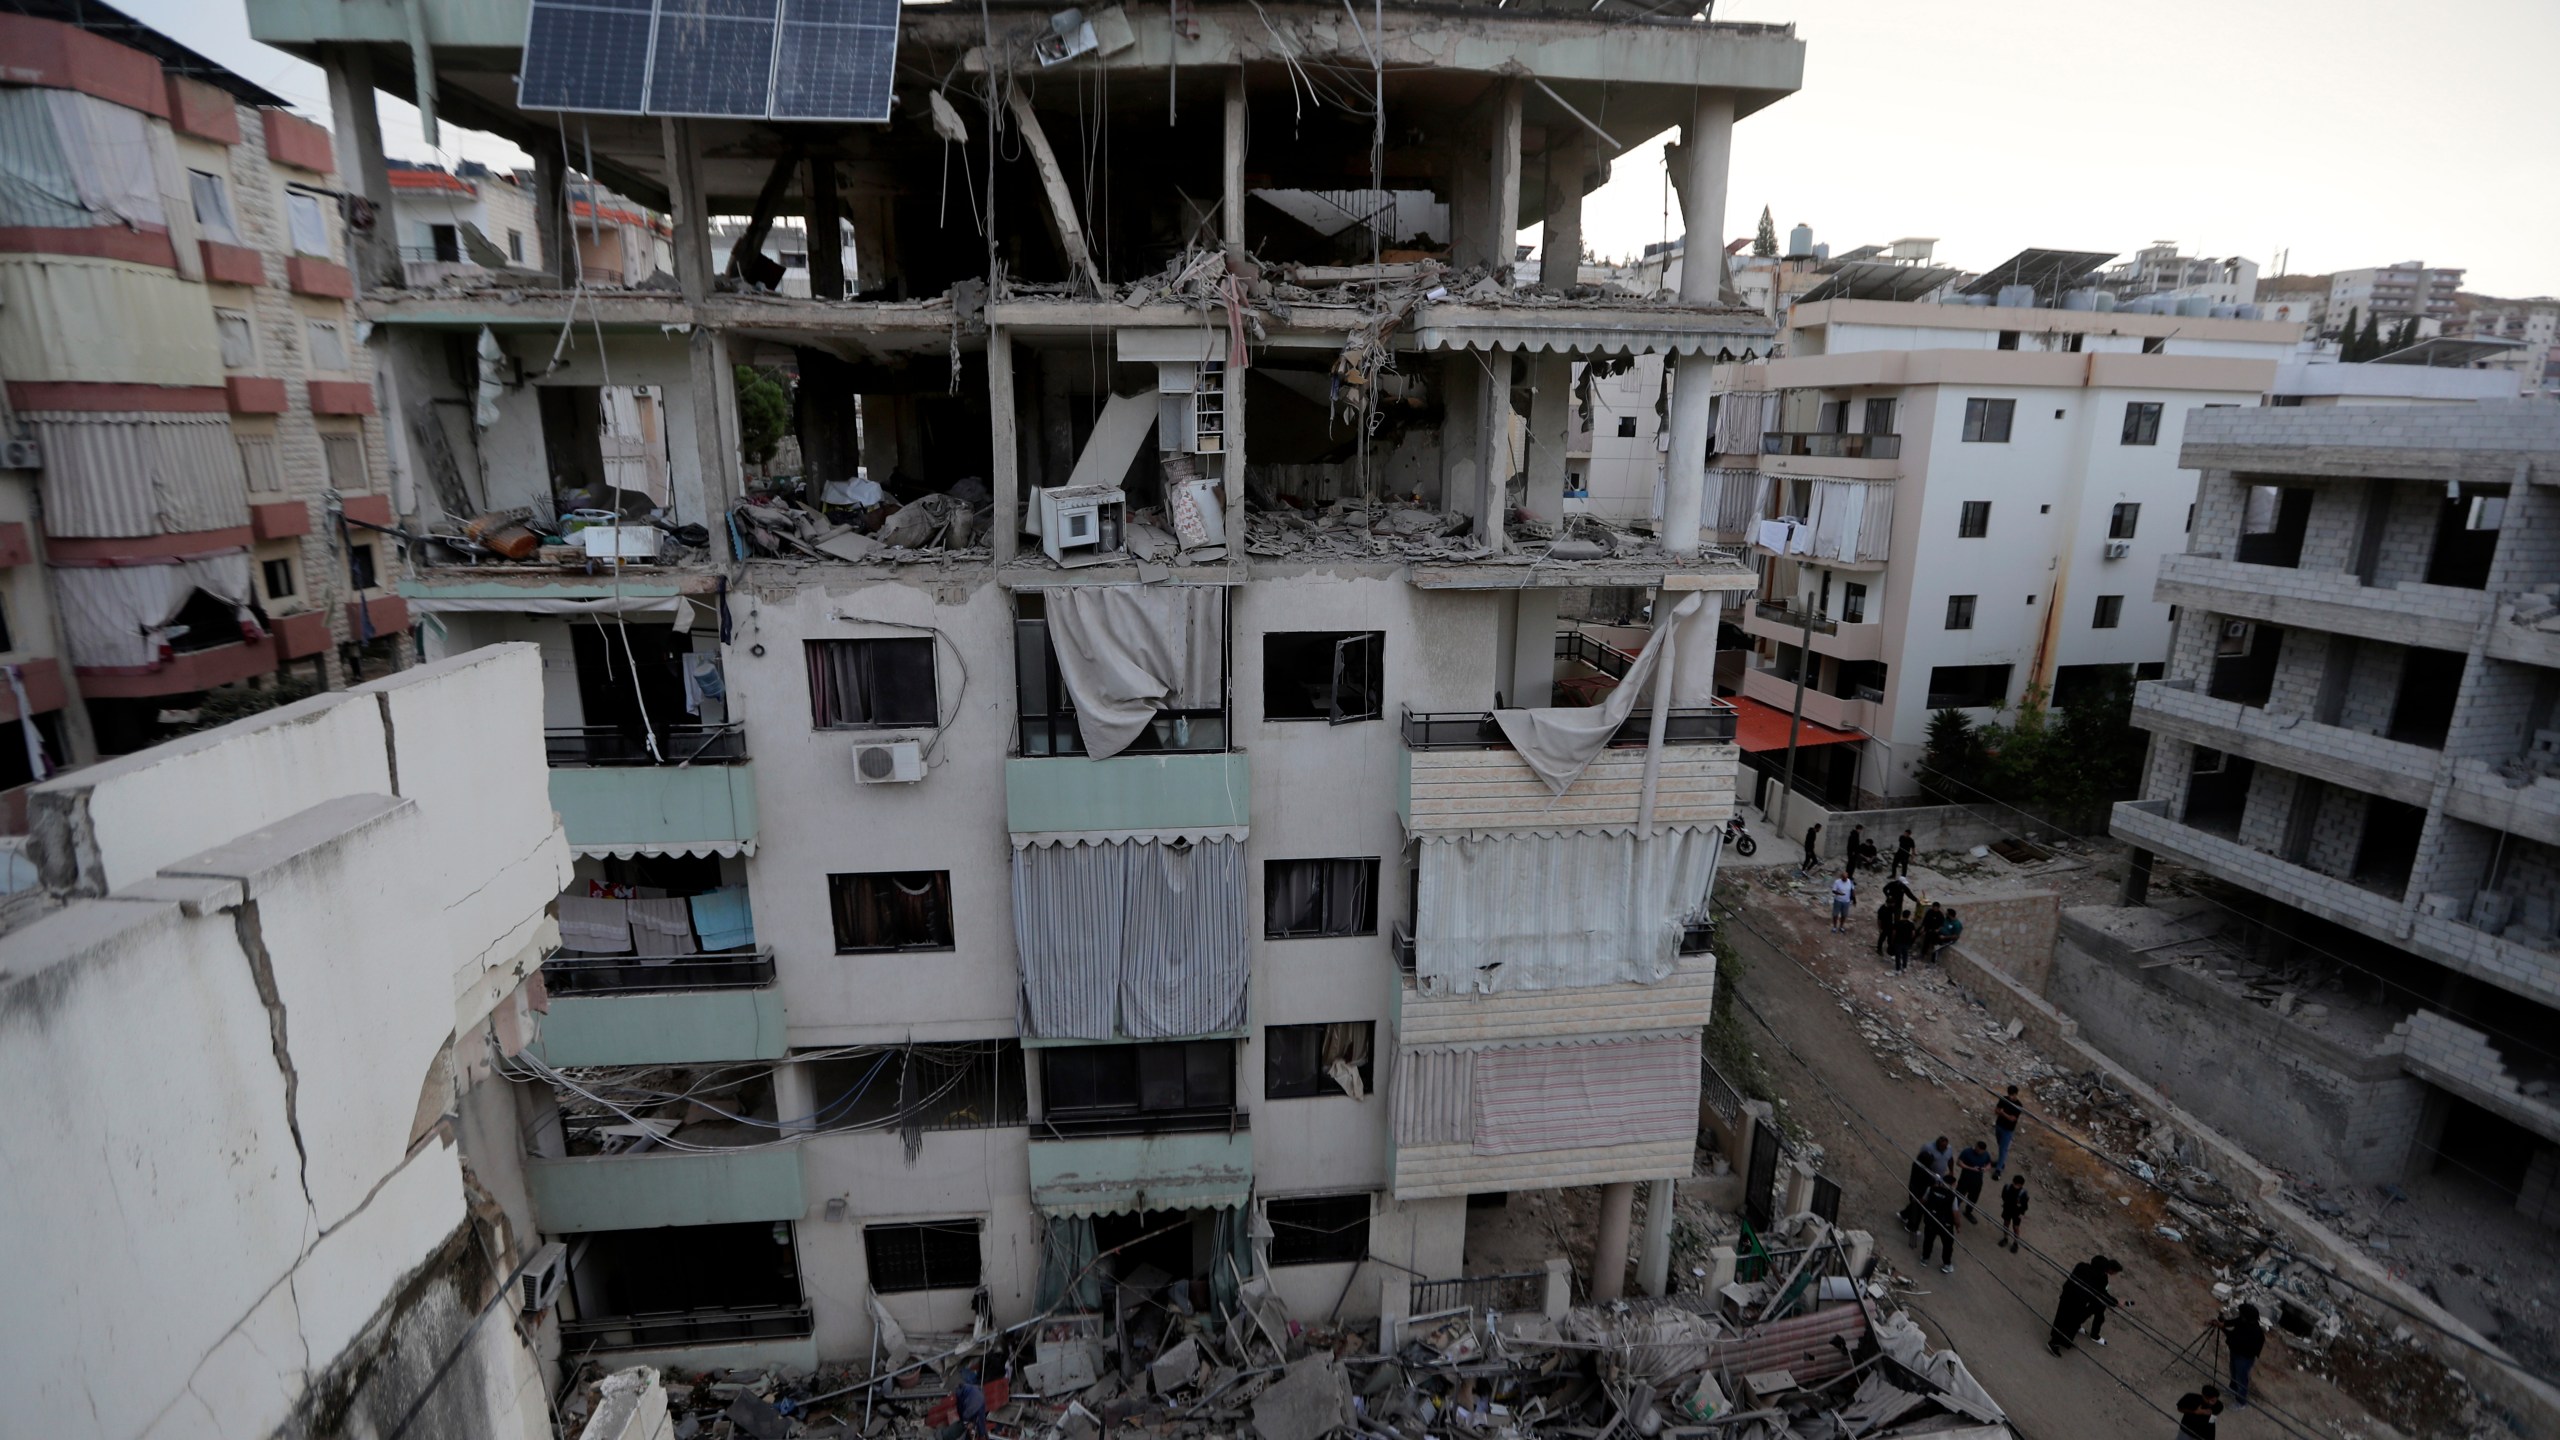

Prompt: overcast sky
xmin=125 ymin=0 xmax=2559 ymax=297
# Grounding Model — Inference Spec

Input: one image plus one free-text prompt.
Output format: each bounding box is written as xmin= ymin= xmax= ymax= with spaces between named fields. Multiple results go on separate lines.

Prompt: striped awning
xmin=22 ymin=411 xmax=250 ymax=538
xmin=1470 ymin=1033 xmax=1701 ymax=1155
xmin=571 ymin=839 xmax=757 ymax=860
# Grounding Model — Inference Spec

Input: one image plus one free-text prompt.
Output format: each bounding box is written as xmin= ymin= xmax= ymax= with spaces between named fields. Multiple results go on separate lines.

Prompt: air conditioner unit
xmin=0 ymin=437 xmax=41 ymax=471
xmin=1038 ymin=485 xmax=1127 ymax=567
xmin=576 ymin=525 xmax=663 ymax=560
xmin=518 ymin=1242 xmax=568 ymax=1314
xmin=854 ymin=739 xmax=926 ymax=784
xmin=2103 ymin=541 xmax=2133 ymax=559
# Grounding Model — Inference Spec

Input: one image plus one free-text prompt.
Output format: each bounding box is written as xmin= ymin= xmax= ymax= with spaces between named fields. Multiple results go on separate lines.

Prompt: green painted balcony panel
xmin=526 ymin=1146 xmax=805 ymax=1233
xmin=550 ymin=763 xmax=758 ymax=854
xmin=533 ymin=987 xmax=788 ymax=1067
xmin=1005 ymin=752 xmax=1251 ymax=836
xmin=1028 ymin=1130 xmax=1253 ymax=1215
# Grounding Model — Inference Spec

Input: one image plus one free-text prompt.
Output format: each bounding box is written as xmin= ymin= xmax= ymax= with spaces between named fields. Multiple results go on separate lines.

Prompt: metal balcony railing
xmin=1400 ymin=702 xmax=1738 ymax=750
xmin=1753 ymin=600 xmax=1840 ymax=635
xmin=1034 ymin=1107 xmax=1249 ymax=1140
xmin=1554 ymin=629 xmax=1636 ymax=680
xmin=1410 ymin=1270 xmax=1548 ymax=1316
xmin=542 ymin=946 xmax=776 ymax=995
xmin=1761 ymin=431 xmax=1902 ymax=460
xmin=545 ymin=723 xmax=748 ymax=766
xmin=1390 ymin=920 xmax=1416 ymax=979
xmin=560 ymin=1303 xmax=814 ymax=1349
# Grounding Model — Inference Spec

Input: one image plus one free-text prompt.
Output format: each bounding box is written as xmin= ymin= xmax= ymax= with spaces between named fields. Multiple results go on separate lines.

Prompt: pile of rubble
xmin=734 ymin=477 xmax=994 ymax=566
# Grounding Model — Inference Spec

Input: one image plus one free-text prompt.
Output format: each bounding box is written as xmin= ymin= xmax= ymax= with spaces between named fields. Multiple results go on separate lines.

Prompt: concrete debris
xmin=1251 ymin=1355 xmax=1355 ymax=1440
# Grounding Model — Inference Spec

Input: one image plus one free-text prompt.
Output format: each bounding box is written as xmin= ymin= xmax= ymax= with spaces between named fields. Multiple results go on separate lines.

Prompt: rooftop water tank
xmin=1813 ymin=242 xmax=1830 ymax=261
xmin=2210 ymin=303 xmax=2239 ymax=319
xmin=2235 ymin=303 xmax=2260 ymax=320
xmin=1788 ymin=223 xmax=1814 ymax=258
xmin=2093 ymin=291 xmax=2120 ymax=312
xmin=1997 ymin=284 xmax=2036 ymax=309
xmin=2061 ymin=289 xmax=2098 ymax=311
xmin=2178 ymin=296 xmax=2215 ymax=317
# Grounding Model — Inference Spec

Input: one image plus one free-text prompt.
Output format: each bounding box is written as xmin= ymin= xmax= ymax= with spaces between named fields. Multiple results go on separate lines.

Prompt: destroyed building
xmin=240 ymin=0 xmax=1804 ymax=1380
xmin=2112 ymin=402 xmax=2560 ymax=1223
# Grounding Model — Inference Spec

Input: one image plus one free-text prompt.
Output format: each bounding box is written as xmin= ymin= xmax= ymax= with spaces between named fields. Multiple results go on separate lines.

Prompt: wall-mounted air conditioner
xmin=855 ymin=739 xmax=926 ymax=784
xmin=1038 ymin=485 xmax=1127 ymax=567
xmin=518 ymin=1242 xmax=567 ymax=1314
xmin=2103 ymin=541 xmax=2133 ymax=560
xmin=0 ymin=437 xmax=42 ymax=471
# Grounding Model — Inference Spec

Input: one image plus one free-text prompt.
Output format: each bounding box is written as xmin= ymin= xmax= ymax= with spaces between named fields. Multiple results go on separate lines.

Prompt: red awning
xmin=1730 ymin=693 xmax=1863 ymax=753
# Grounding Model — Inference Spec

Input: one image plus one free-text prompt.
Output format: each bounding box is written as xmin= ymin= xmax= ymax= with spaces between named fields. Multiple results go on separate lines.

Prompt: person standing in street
xmin=1844 ymin=825 xmax=1865 ymax=878
xmin=1954 ymin=1138 xmax=1993 ymax=1223
xmin=1918 ymin=1173 xmax=1960 ymax=1274
xmin=1889 ymin=908 xmax=1917 ymax=972
xmin=2048 ymin=1254 xmax=2128 ymax=1355
xmin=1829 ymin=870 xmax=1856 ymax=933
xmin=1998 ymin=1174 xmax=2029 ymax=1251
xmin=1893 ymin=829 xmax=1916 ymax=876
xmin=1916 ymin=901 xmax=1946 ymax=964
xmin=1900 ymin=1137 xmax=1953 ymax=1242
xmin=1875 ymin=895 xmax=1900 ymax=956
xmin=1994 ymin=1085 xmax=2025 ymax=1177
xmin=2177 ymin=1386 xmax=2225 ymax=1438
xmin=2219 ymin=1304 xmax=2267 ymax=1407
xmin=1801 ymin=823 xmax=1823 ymax=874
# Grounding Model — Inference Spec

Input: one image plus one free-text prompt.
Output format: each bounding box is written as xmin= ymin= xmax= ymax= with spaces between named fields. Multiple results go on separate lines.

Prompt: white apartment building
xmin=2103 ymin=241 xmax=2261 ymax=308
xmin=2331 ymin=260 xmax=2465 ymax=330
xmin=1710 ymin=297 xmax=2306 ymax=808
xmin=388 ymin=158 xmax=543 ymax=282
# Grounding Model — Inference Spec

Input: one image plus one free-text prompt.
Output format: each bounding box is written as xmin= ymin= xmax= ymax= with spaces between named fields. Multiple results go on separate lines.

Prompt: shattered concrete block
xmin=580 ymin=1367 xmax=673 ymax=1440
xmin=1151 ymin=1336 xmax=1201 ymax=1393
xmin=1251 ymin=1355 xmax=1355 ymax=1440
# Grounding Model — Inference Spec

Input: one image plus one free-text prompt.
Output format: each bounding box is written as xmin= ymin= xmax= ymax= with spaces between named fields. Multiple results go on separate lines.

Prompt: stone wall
xmin=1932 ymin=888 xmax=2059 ymax=992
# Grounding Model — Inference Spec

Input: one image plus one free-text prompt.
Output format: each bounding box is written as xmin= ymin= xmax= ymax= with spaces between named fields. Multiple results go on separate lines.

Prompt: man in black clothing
xmin=2047 ymin=1254 xmax=2128 ymax=1355
xmin=1893 ymin=829 xmax=1916 ymax=876
xmin=1801 ymin=823 xmax=1823 ymax=874
xmin=1954 ymin=1138 xmax=1992 ymax=1222
xmin=1998 ymin=1174 xmax=2029 ymax=1251
xmin=1898 ymin=1139 xmax=1949 ymax=1241
xmin=1889 ymin=909 xmax=1917 ymax=972
xmin=2219 ymin=1304 xmax=2267 ymax=1406
xmin=1875 ymin=897 xmax=1900 ymax=956
xmin=1993 ymin=1085 xmax=2025 ymax=1177
xmin=1918 ymin=1173 xmax=1960 ymax=1274
xmin=2177 ymin=1385 xmax=2224 ymax=1438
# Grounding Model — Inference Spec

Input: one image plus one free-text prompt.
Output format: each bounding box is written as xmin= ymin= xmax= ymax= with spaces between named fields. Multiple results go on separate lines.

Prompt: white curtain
xmin=0 ymin=88 xmax=92 ymax=228
xmin=1711 ymin=468 xmax=1767 ymax=534
xmin=1714 ymin=390 xmax=1776 ymax=456
xmin=1013 ymin=837 xmax=1249 ymax=1038
xmin=1471 ymin=1034 xmax=1702 ymax=1154
xmin=1494 ymin=592 xmax=1704 ymax=795
xmin=43 ymin=91 xmax=164 ymax=231
xmin=23 ymin=412 xmax=252 ymax=538
xmin=1043 ymin=584 xmax=1225 ymax=759
xmin=1803 ymin=480 xmax=1894 ymax=564
xmin=54 ymin=554 xmax=255 ymax=669
xmin=1414 ymin=828 xmax=1719 ymax=994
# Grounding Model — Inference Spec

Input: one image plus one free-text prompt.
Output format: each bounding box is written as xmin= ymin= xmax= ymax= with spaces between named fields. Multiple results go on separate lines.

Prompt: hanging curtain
xmin=1471 ymin=1034 xmax=1701 ymax=1155
xmin=1263 ymin=858 xmax=1372 ymax=937
xmin=1041 ymin=585 xmax=1225 ymax=759
xmin=0 ymin=89 xmax=94 ymax=228
xmin=1319 ymin=1022 xmax=1372 ymax=1101
xmin=42 ymin=90 xmax=165 ymax=231
xmin=626 ymin=896 xmax=699 ymax=958
xmin=1392 ymin=1047 xmax=1472 ymax=1145
xmin=1013 ymin=842 xmax=1127 ymax=1040
xmin=1210 ymin=1204 xmax=1256 ymax=1319
xmin=1493 ymin=593 xmax=1705 ymax=795
xmin=1414 ymin=829 xmax=1720 ymax=994
xmin=53 ymin=554 xmax=255 ymax=669
xmin=23 ymin=412 xmax=253 ymax=538
xmin=1015 ymin=838 xmax=1248 ymax=1039
xmin=1037 ymin=1211 xmax=1104 ymax=1313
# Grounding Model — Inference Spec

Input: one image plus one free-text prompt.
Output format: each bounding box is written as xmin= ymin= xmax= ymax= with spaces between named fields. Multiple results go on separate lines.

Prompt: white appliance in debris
xmin=855 ymin=739 xmax=926 ymax=784
xmin=576 ymin=524 xmax=663 ymax=559
xmin=1037 ymin=485 xmax=1127 ymax=567
xmin=518 ymin=1242 xmax=568 ymax=1314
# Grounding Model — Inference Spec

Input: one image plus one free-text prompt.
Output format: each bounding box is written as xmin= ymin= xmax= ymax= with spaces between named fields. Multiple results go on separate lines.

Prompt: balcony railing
xmin=1555 ymin=630 xmax=1636 ymax=680
xmin=1035 ymin=1107 xmax=1249 ymax=1140
xmin=1753 ymin=601 xmax=1840 ymax=635
xmin=1400 ymin=703 xmax=1738 ymax=750
xmin=542 ymin=947 xmax=776 ymax=995
xmin=1410 ymin=1270 xmax=1548 ymax=1316
xmin=1679 ymin=916 xmax=1714 ymax=955
xmin=560 ymin=1303 xmax=814 ymax=1349
xmin=1390 ymin=920 xmax=1416 ymax=979
xmin=1762 ymin=431 xmax=1902 ymax=460
xmin=546 ymin=723 xmax=748 ymax=766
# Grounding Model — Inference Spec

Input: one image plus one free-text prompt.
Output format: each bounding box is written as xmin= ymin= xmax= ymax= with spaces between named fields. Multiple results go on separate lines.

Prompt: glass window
xmin=189 ymin=170 xmax=240 ymax=245
xmin=1841 ymin=582 xmax=1867 ymax=625
xmin=2092 ymin=595 xmax=2124 ymax=629
xmin=1264 ymin=858 xmax=1378 ymax=939
xmin=1264 ymin=1022 xmax=1376 ymax=1100
xmin=214 ymin=309 xmax=255 ymax=369
xmin=2121 ymin=402 xmax=2163 ymax=446
xmin=1960 ymin=398 xmax=2014 ymax=443
xmin=828 ymin=871 xmax=955 ymax=953
xmin=2109 ymin=503 xmax=2141 ymax=540
xmin=1615 ymin=415 xmax=1637 ymax=438
xmin=1944 ymin=594 xmax=1977 ymax=630
xmin=1958 ymin=501 xmax=1990 ymax=538
xmin=508 ymin=229 xmax=526 ymax=262
xmin=863 ymin=1220 xmax=982 ymax=1294
xmin=1263 ymin=632 xmax=1383 ymax=723
xmin=305 ymin=320 xmax=347 ymax=372
xmin=1926 ymin=663 xmax=2012 ymax=709
xmin=805 ymin=637 xmax=938 ymax=727
xmin=261 ymin=557 xmax=297 ymax=600
xmin=1266 ymin=1194 xmax=1372 ymax=1267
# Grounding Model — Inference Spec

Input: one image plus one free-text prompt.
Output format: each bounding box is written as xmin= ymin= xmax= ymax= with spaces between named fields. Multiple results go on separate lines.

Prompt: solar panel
xmin=519 ymin=0 xmax=899 ymax=122
xmin=1956 ymin=248 xmax=2116 ymax=299
xmin=772 ymin=0 xmax=900 ymax=122
xmin=518 ymin=0 xmax=654 ymax=115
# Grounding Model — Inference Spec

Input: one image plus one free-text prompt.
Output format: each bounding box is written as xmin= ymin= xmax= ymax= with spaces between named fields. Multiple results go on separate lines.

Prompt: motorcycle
xmin=1720 ymin=814 xmax=1757 ymax=857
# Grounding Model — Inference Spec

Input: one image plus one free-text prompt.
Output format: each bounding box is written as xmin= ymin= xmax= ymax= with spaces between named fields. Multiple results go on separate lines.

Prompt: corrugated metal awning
xmin=573 ymin=839 xmax=757 ymax=859
xmin=1406 ymin=306 xmax=1775 ymax=360
xmin=1012 ymin=827 xmax=1248 ymax=848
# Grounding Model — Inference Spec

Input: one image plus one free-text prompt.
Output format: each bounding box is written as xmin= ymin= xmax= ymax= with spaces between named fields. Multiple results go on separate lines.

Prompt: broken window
xmin=806 ymin=637 xmax=938 ymax=728
xmin=346 ymin=542 xmax=377 ymax=590
xmin=1262 ymin=631 xmax=1383 ymax=723
xmin=1996 ymin=330 xmax=2020 ymax=351
xmin=803 ymin=1041 xmax=1026 ymax=1132
xmin=189 ymin=170 xmax=240 ymax=244
xmin=864 ymin=1220 xmax=983 ymax=1294
xmin=1040 ymin=1040 xmax=1236 ymax=1132
xmin=562 ymin=1222 xmax=810 ymax=1347
xmin=1841 ymin=582 xmax=1868 ymax=624
xmin=429 ymin=223 xmax=461 ymax=263
xmin=828 ymin=871 xmax=954 ymax=952
xmin=1615 ymin=415 xmax=1637 ymax=438
xmin=262 ymin=557 xmax=296 ymax=601
xmin=1926 ymin=664 xmax=2011 ymax=709
xmin=1264 ymin=857 xmax=1378 ymax=939
xmin=1961 ymin=398 xmax=2014 ymax=443
xmin=1017 ymin=595 xmax=1226 ymax=755
xmin=2386 ymin=648 xmax=2466 ymax=748
xmin=1265 ymin=1193 xmax=1372 ymax=1267
xmin=2208 ymin=622 xmax=2283 ymax=707
xmin=1944 ymin=595 xmax=1977 ymax=630
xmin=1263 ymin=1022 xmax=1375 ymax=1100
xmin=1958 ymin=501 xmax=1990 ymax=538
xmin=2121 ymin=402 xmax=2163 ymax=446
xmin=2428 ymin=485 xmax=2505 ymax=590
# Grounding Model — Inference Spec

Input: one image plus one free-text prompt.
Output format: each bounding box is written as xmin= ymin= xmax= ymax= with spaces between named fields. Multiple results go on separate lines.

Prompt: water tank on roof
xmin=1788 ymin=223 xmax=1814 ymax=258
xmin=2177 ymin=296 xmax=2214 ymax=317
xmin=1997 ymin=284 xmax=2036 ymax=309
xmin=2210 ymin=304 xmax=2239 ymax=319
xmin=2235 ymin=304 xmax=2260 ymax=320
xmin=2093 ymin=291 xmax=2119 ymax=312
xmin=2061 ymin=289 xmax=2098 ymax=311
xmin=1813 ymin=243 xmax=1830 ymax=261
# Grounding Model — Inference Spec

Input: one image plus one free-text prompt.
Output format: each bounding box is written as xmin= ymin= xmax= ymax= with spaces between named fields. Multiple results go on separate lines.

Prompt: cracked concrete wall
xmin=0 ymin=645 xmax=565 ymax=1440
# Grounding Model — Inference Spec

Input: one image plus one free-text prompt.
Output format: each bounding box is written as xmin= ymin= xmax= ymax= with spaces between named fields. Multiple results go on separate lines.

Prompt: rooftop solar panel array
xmin=519 ymin=0 xmax=898 ymax=123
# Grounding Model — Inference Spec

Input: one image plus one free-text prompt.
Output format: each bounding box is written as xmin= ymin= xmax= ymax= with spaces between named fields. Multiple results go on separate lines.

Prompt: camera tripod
xmin=2158 ymin=1316 xmax=2225 ymax=1379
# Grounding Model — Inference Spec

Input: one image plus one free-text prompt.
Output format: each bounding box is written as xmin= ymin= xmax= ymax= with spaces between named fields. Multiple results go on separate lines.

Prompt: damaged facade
xmin=242 ymin=0 xmax=1804 ymax=1387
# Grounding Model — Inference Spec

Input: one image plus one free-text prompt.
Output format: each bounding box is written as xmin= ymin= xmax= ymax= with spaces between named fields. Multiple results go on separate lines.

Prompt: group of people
xmin=1870 ymin=873 xmax=1960 ymax=969
xmin=1894 ymin=1098 xmax=2030 ymax=1276
xmin=1799 ymin=822 xmax=1918 ymax=879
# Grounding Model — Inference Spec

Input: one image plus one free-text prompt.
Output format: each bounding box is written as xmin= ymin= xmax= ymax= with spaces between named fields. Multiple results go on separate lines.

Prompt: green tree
xmin=734 ymin=365 xmax=790 ymax=468
xmin=2334 ymin=306 xmax=2360 ymax=359
xmin=1918 ymin=707 xmax=1991 ymax=801
xmin=2356 ymin=312 xmax=2382 ymax=361
xmin=2040 ymin=670 xmax=2147 ymax=829
xmin=1753 ymin=206 xmax=1778 ymax=258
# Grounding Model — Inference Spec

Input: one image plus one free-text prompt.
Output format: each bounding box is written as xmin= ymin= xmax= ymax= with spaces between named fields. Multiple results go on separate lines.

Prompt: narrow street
xmin=1718 ymin=877 xmax=2410 ymax=1440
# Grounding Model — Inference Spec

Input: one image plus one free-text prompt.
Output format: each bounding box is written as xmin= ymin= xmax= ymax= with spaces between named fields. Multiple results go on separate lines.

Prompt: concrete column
xmin=1479 ymin=349 xmax=1515 ymax=546
xmin=686 ymin=329 xmax=741 ymax=543
xmin=859 ymin=395 xmax=898 ymax=486
xmin=1659 ymin=91 xmax=1733 ymax=558
xmin=661 ymin=119 xmax=713 ymax=304
xmin=1486 ymin=80 xmax=1524 ymax=277
xmin=1442 ymin=353 xmax=1484 ymax=533
xmin=774 ymin=1057 xmax=816 ymax=1135
xmin=989 ymin=329 xmax=1020 ymax=565
xmin=1512 ymin=591 xmax=1559 ymax=708
xmin=1591 ymin=1180 xmax=1636 ymax=1301
xmin=847 ymin=192 xmax=897 ymax=297
xmin=1377 ymin=1273 xmax=1409 ymax=1355
xmin=1539 ymin=136 xmax=1587 ymax=288
xmin=1636 ymin=1178 xmax=1675 ymax=1296
xmin=805 ymin=157 xmax=845 ymax=300
xmin=1222 ymin=70 xmax=1247 ymax=258
xmin=1706 ymin=1244 xmax=1738 ymax=1297
xmin=1541 ymin=1257 xmax=1571 ymax=1318
xmin=534 ymin=145 xmax=572 ymax=286
xmin=320 ymin=46 xmax=401 ymax=291
xmin=2120 ymin=846 xmax=2154 ymax=907
xmin=1525 ymin=356 xmax=1571 ymax=527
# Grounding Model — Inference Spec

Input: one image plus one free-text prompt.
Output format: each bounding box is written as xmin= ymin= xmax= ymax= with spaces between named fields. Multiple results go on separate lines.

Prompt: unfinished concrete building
xmin=245 ymin=0 xmax=1801 ymax=1375
xmin=2111 ymin=403 xmax=2560 ymax=1225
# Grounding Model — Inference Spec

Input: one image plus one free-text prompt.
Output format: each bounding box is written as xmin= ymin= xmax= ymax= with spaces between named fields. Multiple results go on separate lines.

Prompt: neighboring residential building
xmin=707 ymin=216 xmax=854 ymax=298
xmin=387 ymin=158 xmax=543 ymax=282
xmin=1708 ymin=294 xmax=2305 ymax=808
xmin=2102 ymin=241 xmax=2261 ymax=308
xmin=0 ymin=647 xmax=565 ymax=1439
xmin=249 ymin=0 xmax=1803 ymax=1374
xmin=566 ymin=183 xmax=673 ymax=286
xmin=0 ymin=3 xmax=408 ymax=774
xmin=2330 ymin=260 xmax=2466 ymax=329
xmin=2113 ymin=402 xmax=2560 ymax=1215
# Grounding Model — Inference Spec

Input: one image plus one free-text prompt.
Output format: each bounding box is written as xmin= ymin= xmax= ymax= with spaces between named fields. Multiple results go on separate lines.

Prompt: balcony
xmin=1761 ymin=431 xmax=1902 ymax=460
xmin=1737 ymin=666 xmax=1874 ymax=734
xmin=2130 ymin=680 xmax=2437 ymax=809
xmin=534 ymin=955 xmax=785 ymax=1067
xmin=2153 ymin=553 xmax=2485 ymax=654
xmin=1027 ymin=1127 xmax=1253 ymax=1215
xmin=2399 ymin=1011 xmax=2560 ymax=1146
xmin=2112 ymin=798 xmax=2410 ymax=938
xmin=1398 ymin=705 xmax=1737 ymax=834
xmin=1401 ymin=704 xmax=1737 ymax=750
xmin=1004 ymin=750 xmax=1251 ymax=836
xmin=2443 ymin=759 xmax=2560 ymax=851
xmin=546 ymin=729 xmax=758 ymax=856
xmin=525 ymin=1145 xmax=805 ymax=1233
xmin=1742 ymin=603 xmax=1884 ymax=663
xmin=560 ymin=1304 xmax=815 ymax=1353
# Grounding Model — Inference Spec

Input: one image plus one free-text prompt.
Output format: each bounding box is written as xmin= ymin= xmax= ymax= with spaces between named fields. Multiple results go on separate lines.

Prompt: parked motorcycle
xmin=1721 ymin=814 xmax=1757 ymax=857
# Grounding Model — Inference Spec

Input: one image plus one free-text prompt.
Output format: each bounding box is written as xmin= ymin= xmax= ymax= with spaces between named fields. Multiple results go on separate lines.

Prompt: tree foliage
xmin=1915 ymin=671 xmax=2149 ymax=831
xmin=735 ymin=365 xmax=791 ymax=468
xmin=1753 ymin=206 xmax=1778 ymax=258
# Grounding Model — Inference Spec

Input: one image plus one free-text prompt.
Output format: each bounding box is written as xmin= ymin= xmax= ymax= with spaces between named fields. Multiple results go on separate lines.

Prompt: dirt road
xmin=1720 ymin=877 xmax=2406 ymax=1440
